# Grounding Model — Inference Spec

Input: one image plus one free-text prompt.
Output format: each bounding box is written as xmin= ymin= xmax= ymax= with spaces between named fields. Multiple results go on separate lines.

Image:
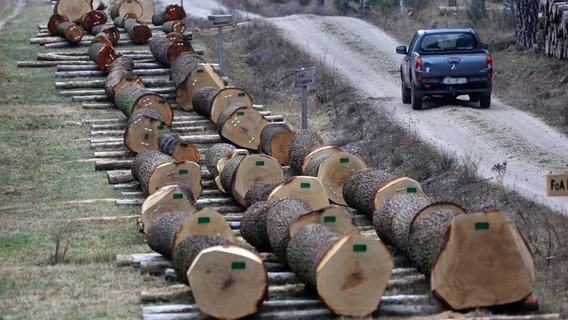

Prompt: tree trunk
xmin=54 ymin=0 xmax=93 ymax=23
xmin=192 ymin=86 xmax=220 ymax=118
xmin=173 ymin=208 xmax=237 ymax=251
xmin=170 ymin=52 xmax=207 ymax=89
xmin=131 ymin=150 xmax=175 ymax=194
xmin=240 ymin=201 xmax=274 ymax=252
xmin=216 ymin=103 xmax=268 ymax=150
xmin=172 ymin=235 xmax=233 ymax=284
xmin=266 ymin=196 xmax=313 ymax=263
xmin=47 ymin=14 xmax=68 ymax=34
xmin=187 ymin=245 xmax=268 ymax=319
xmin=104 ymin=56 xmax=136 ymax=98
xmin=287 ymin=224 xmax=394 ymax=316
xmin=260 ymin=123 xmax=295 ymax=165
xmin=288 ymin=206 xmax=359 ymax=238
xmin=431 ymin=211 xmax=535 ymax=310
xmin=80 ymin=9 xmax=107 ymax=31
xmin=209 ymin=87 xmax=254 ymax=124
xmin=342 ymin=168 xmax=396 ymax=216
xmin=288 ymin=129 xmax=324 ymax=175
xmin=146 ymin=210 xmax=190 ymax=259
xmin=300 ymin=145 xmax=341 ymax=176
xmin=162 ymin=20 xmax=188 ymax=34
xmin=517 ymin=0 xmax=539 ymax=47
xmin=244 ymin=181 xmax=281 ymax=207
xmin=373 ymin=176 xmax=430 ymax=214
xmin=152 ymin=4 xmax=186 ymax=26
xmin=267 ymin=176 xmax=330 ymax=211
xmin=56 ymin=21 xmax=84 ymax=43
xmin=109 ymin=0 xmax=144 ymax=20
xmin=114 ymin=81 xmax=173 ymax=125
xmin=87 ymin=41 xmax=120 ymax=72
xmin=176 ymin=63 xmax=225 ymax=111
xmin=91 ymin=23 xmax=120 ymax=45
xmin=124 ymin=18 xmax=152 ymax=44
xmin=219 ymin=153 xmax=246 ymax=196
xmin=123 ymin=108 xmax=171 ymax=154
xmin=141 ymin=182 xmax=198 ymax=233
xmin=150 ymin=34 xmax=194 ymax=66
xmin=204 ymin=143 xmax=236 ymax=176
xmin=158 ymin=131 xmax=199 ymax=163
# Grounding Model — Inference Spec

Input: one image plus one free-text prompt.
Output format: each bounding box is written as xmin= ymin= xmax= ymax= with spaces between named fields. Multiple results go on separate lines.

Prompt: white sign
xmin=547 ymin=174 xmax=568 ymax=196
xmin=208 ymin=14 xmax=233 ymax=27
xmin=295 ymin=67 xmax=316 ymax=88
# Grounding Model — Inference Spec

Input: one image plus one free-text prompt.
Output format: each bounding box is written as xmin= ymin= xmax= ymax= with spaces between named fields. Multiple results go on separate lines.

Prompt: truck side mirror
xmin=396 ymin=46 xmax=407 ymax=54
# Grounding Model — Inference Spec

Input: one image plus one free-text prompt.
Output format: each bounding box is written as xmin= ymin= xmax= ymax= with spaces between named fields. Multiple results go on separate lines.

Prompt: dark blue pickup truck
xmin=396 ymin=28 xmax=493 ymax=110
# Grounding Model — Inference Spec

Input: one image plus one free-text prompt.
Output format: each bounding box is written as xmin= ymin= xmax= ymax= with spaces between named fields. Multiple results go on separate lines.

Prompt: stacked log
xmin=87 ymin=38 xmax=120 ymax=72
xmin=288 ymin=129 xmax=325 ymax=175
xmin=260 ymin=123 xmax=296 ymax=165
xmin=114 ymin=81 xmax=173 ymax=125
xmin=342 ymin=168 xmax=397 ymax=216
xmin=162 ymin=20 xmax=189 ymax=35
xmin=122 ymin=18 xmax=152 ymax=44
xmin=80 ymin=9 xmax=107 ymax=31
xmin=172 ymin=60 xmax=223 ymax=111
xmin=109 ymin=0 xmax=144 ymax=21
xmin=158 ymin=131 xmax=200 ymax=163
xmin=90 ymin=23 xmax=120 ymax=45
xmin=47 ymin=14 xmax=84 ymax=43
xmin=53 ymin=0 xmax=93 ymax=23
xmin=287 ymin=224 xmax=393 ymax=317
xmin=538 ymin=0 xmax=568 ymax=58
xmin=216 ymin=102 xmax=268 ymax=150
xmin=267 ymin=176 xmax=330 ymax=210
xmin=152 ymin=4 xmax=187 ymax=26
xmin=140 ymin=182 xmax=198 ymax=233
xmin=149 ymin=34 xmax=194 ymax=66
xmin=104 ymin=55 xmax=137 ymax=98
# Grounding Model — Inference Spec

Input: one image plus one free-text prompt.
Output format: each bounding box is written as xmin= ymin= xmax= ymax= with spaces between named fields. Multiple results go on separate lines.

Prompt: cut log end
xmin=172 ymin=208 xmax=237 ymax=249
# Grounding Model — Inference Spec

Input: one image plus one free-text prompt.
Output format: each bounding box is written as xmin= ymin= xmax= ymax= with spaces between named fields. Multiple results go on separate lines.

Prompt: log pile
xmin=47 ymin=14 xmax=84 ymax=43
xmin=538 ymin=0 xmax=568 ymax=58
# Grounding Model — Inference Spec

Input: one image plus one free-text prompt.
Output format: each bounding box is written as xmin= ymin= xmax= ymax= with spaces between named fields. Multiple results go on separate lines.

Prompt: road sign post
xmin=208 ymin=14 xmax=233 ymax=77
xmin=295 ymin=67 xmax=316 ymax=129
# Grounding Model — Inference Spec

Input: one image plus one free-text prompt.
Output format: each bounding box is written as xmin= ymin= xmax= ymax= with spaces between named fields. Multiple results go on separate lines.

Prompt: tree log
xmin=152 ymin=4 xmax=186 ymax=26
xmin=150 ymin=34 xmax=194 ymax=66
xmin=170 ymin=52 xmax=207 ymax=89
xmin=87 ymin=41 xmax=120 ymax=72
xmin=288 ymin=206 xmax=359 ymax=238
xmin=47 ymin=14 xmax=68 ymax=34
xmin=192 ymin=86 xmax=220 ymax=118
xmin=91 ymin=23 xmax=120 ymax=45
xmin=342 ymin=168 xmax=397 ymax=216
xmin=54 ymin=0 xmax=93 ymax=23
xmin=268 ymin=176 xmax=330 ymax=211
xmin=227 ymin=154 xmax=285 ymax=207
xmin=140 ymin=182 xmax=198 ymax=233
xmin=260 ymin=123 xmax=295 ymax=165
xmin=209 ymin=87 xmax=254 ymax=124
xmin=131 ymin=150 xmax=175 ymax=194
xmin=80 ymin=9 xmax=107 ymax=31
xmin=175 ymin=63 xmax=224 ymax=111
xmin=219 ymin=153 xmax=246 ymax=196
xmin=431 ymin=211 xmax=535 ymax=310
xmin=266 ymin=196 xmax=313 ymax=263
xmin=217 ymin=103 xmax=268 ymax=150
xmin=374 ymin=176 xmax=430 ymax=212
xmin=171 ymin=235 xmax=233 ymax=284
xmin=123 ymin=18 xmax=152 ymax=44
xmin=172 ymin=208 xmax=237 ymax=251
xmin=288 ymin=129 xmax=324 ymax=175
xmin=204 ymin=142 xmax=236 ymax=176
xmin=114 ymin=81 xmax=173 ymax=125
xmin=240 ymin=201 xmax=273 ymax=252
xmin=162 ymin=20 xmax=188 ymax=34
xmin=109 ymin=0 xmax=143 ymax=20
xmin=287 ymin=224 xmax=394 ymax=316
xmin=407 ymin=202 xmax=466 ymax=275
xmin=244 ymin=180 xmax=281 ymax=207
xmin=158 ymin=131 xmax=199 ymax=163
xmin=187 ymin=245 xmax=268 ymax=319
xmin=56 ymin=21 xmax=84 ymax=43
xmin=146 ymin=210 xmax=190 ymax=259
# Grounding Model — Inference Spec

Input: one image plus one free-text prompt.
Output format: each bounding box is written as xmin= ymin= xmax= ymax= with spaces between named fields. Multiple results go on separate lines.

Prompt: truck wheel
xmin=479 ymin=95 xmax=491 ymax=108
xmin=411 ymin=84 xmax=422 ymax=110
xmin=401 ymin=81 xmax=411 ymax=104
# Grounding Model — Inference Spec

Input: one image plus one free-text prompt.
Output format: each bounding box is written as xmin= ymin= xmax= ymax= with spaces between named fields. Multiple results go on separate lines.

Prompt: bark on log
xmin=158 ymin=131 xmax=199 ymax=163
xmin=260 ymin=123 xmax=295 ymax=165
xmin=172 ymin=207 xmax=237 ymax=251
xmin=123 ymin=18 xmax=152 ymax=44
xmin=244 ymin=180 xmax=281 ymax=207
xmin=374 ymin=176 xmax=430 ymax=212
xmin=171 ymin=235 xmax=233 ymax=284
xmin=407 ymin=202 xmax=466 ymax=275
xmin=288 ymin=206 xmax=360 ymax=238
xmin=287 ymin=224 xmax=394 ymax=316
xmin=104 ymin=63 xmax=138 ymax=98
xmin=91 ymin=23 xmax=120 ymax=45
xmin=301 ymin=145 xmax=341 ymax=175
xmin=431 ymin=211 xmax=535 ymax=310
xmin=217 ymin=103 xmax=268 ymax=150
xmin=162 ymin=20 xmax=188 ymax=34
xmin=131 ymin=150 xmax=175 ymax=195
xmin=268 ymin=176 xmax=330 ymax=211
xmin=342 ymin=168 xmax=397 ymax=216
xmin=240 ymin=201 xmax=273 ymax=252
xmin=187 ymin=245 xmax=268 ymax=319
xmin=150 ymin=34 xmax=194 ymax=66
xmin=192 ymin=86 xmax=220 ymax=118
xmin=372 ymin=193 xmax=432 ymax=248
xmin=219 ymin=153 xmax=246 ymax=196
xmin=146 ymin=210 xmax=190 ymax=259
xmin=288 ymin=129 xmax=325 ymax=175
xmin=266 ymin=196 xmax=313 ymax=263
xmin=170 ymin=52 xmax=207 ymax=89
xmin=147 ymin=160 xmax=203 ymax=197
xmin=209 ymin=87 xmax=254 ymax=124
xmin=54 ymin=0 xmax=93 ymax=23
xmin=140 ymin=182 xmax=198 ymax=233
xmin=56 ymin=21 xmax=84 ymax=43
xmin=204 ymin=142 xmax=236 ymax=176
xmin=80 ymin=9 xmax=107 ymax=31
xmin=114 ymin=81 xmax=173 ymax=125
xmin=152 ymin=4 xmax=186 ymax=26
xmin=87 ymin=41 xmax=120 ymax=72
xmin=47 ymin=14 xmax=68 ymax=34
xmin=175 ymin=63 xmax=224 ymax=111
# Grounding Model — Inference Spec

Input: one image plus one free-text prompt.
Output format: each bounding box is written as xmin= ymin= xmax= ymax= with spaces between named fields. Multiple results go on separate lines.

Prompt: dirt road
xmin=185 ymin=1 xmax=568 ymax=213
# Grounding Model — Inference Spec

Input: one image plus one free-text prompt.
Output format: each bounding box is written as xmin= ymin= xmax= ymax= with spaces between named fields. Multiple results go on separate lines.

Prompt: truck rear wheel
xmin=411 ymin=84 xmax=422 ymax=110
xmin=401 ymin=81 xmax=411 ymax=104
xmin=479 ymin=95 xmax=491 ymax=108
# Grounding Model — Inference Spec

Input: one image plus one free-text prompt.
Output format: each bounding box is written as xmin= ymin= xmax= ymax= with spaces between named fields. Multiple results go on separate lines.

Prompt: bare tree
xmin=516 ymin=0 xmax=539 ymax=47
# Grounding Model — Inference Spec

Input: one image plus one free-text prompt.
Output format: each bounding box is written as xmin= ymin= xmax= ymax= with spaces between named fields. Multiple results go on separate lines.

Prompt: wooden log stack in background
xmin=538 ymin=0 xmax=568 ymax=59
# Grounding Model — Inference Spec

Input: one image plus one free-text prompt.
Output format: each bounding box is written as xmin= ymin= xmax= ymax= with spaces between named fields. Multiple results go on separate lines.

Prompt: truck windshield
xmin=420 ymin=33 xmax=477 ymax=52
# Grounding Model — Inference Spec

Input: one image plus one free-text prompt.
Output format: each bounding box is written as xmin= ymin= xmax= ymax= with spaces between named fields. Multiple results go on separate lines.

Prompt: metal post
xmin=301 ymin=85 xmax=308 ymax=129
xmin=217 ymin=27 xmax=224 ymax=76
